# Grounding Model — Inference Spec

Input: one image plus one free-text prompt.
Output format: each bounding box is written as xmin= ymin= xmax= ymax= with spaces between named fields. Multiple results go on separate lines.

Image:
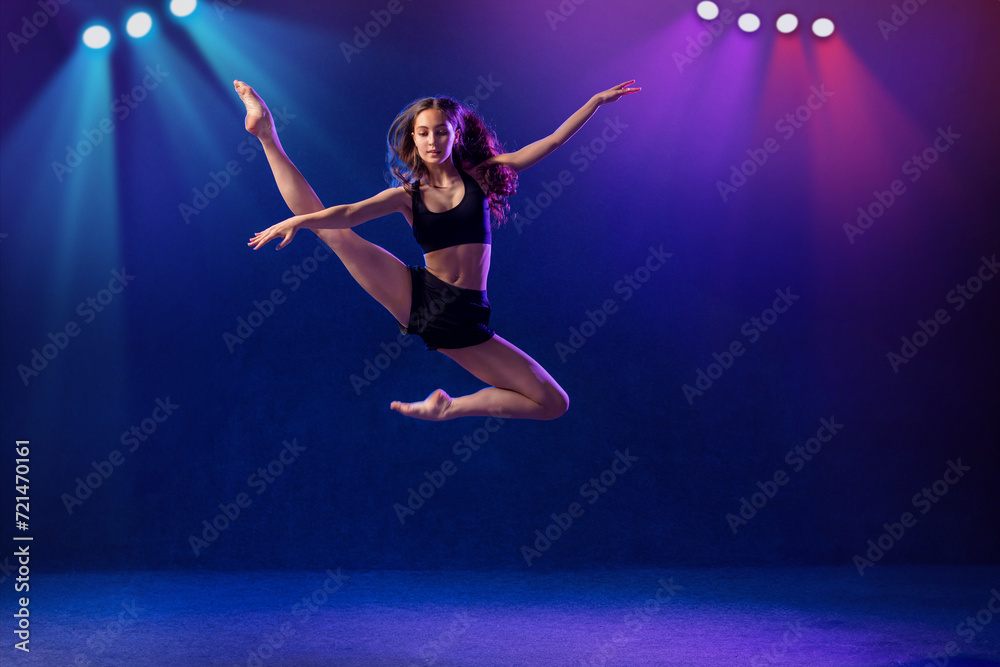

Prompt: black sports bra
xmin=411 ymin=169 xmax=491 ymax=253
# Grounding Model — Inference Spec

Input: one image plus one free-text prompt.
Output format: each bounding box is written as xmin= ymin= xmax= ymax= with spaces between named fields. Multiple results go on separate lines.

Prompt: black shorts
xmin=398 ymin=266 xmax=495 ymax=351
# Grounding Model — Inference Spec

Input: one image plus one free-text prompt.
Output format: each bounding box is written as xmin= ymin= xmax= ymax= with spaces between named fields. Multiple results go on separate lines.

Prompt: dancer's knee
xmin=314 ymin=228 xmax=353 ymax=251
xmin=540 ymin=384 xmax=569 ymax=420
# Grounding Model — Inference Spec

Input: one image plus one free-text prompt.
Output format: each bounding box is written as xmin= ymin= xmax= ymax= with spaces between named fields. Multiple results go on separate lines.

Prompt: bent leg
xmin=390 ymin=335 xmax=569 ymax=420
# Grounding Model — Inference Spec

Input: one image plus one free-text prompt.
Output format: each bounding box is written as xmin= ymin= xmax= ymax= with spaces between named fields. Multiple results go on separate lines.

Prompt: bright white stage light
xmin=696 ymin=1 xmax=719 ymax=21
xmin=170 ymin=0 xmax=197 ymax=18
xmin=737 ymin=13 xmax=760 ymax=33
xmin=812 ymin=17 xmax=835 ymax=38
xmin=126 ymin=12 xmax=153 ymax=38
xmin=82 ymin=25 xmax=112 ymax=49
xmin=776 ymin=13 xmax=799 ymax=34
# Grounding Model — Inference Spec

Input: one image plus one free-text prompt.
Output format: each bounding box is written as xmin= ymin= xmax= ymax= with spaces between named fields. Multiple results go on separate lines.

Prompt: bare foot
xmin=233 ymin=79 xmax=273 ymax=139
xmin=391 ymin=389 xmax=452 ymax=421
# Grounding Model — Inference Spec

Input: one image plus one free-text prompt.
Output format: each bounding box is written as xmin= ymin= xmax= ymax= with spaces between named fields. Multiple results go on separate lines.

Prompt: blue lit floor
xmin=1 ymin=567 xmax=999 ymax=665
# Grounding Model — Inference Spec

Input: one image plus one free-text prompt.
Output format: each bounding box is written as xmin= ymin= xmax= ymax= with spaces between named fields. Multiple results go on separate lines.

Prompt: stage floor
xmin=2 ymin=566 xmax=999 ymax=666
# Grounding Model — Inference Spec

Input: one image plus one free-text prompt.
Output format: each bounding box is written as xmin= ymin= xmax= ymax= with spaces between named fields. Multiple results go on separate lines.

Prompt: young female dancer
xmin=235 ymin=78 xmax=639 ymax=421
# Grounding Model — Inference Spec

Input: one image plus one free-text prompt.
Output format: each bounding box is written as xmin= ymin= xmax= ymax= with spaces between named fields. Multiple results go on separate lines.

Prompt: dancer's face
xmin=412 ymin=109 xmax=457 ymax=165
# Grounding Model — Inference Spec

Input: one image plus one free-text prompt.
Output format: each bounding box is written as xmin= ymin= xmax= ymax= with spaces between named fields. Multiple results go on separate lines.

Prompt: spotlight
xmin=737 ymin=13 xmax=761 ymax=33
xmin=696 ymin=1 xmax=719 ymax=21
xmin=812 ymin=17 xmax=835 ymax=38
xmin=776 ymin=13 xmax=799 ymax=34
xmin=82 ymin=25 xmax=112 ymax=49
xmin=126 ymin=11 xmax=153 ymax=38
xmin=169 ymin=0 xmax=197 ymax=17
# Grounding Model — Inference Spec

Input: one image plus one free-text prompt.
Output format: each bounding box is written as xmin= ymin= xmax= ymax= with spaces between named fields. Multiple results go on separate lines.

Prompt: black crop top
xmin=411 ymin=169 xmax=491 ymax=253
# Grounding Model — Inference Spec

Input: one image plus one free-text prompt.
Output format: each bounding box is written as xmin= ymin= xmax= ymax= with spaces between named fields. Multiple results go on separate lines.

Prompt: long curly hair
xmin=386 ymin=96 xmax=517 ymax=226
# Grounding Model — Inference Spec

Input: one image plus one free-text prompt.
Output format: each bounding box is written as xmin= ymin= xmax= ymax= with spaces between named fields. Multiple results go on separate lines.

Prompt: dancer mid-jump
xmin=235 ymin=79 xmax=639 ymax=421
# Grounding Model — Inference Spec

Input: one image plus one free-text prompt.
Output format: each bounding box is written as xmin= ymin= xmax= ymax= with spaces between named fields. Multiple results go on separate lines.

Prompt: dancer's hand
xmin=592 ymin=80 xmax=641 ymax=106
xmin=248 ymin=215 xmax=303 ymax=250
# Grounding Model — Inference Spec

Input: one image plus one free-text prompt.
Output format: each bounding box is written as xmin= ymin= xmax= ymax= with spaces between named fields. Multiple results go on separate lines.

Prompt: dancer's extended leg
xmin=390 ymin=335 xmax=569 ymax=420
xmin=235 ymin=80 xmax=411 ymax=325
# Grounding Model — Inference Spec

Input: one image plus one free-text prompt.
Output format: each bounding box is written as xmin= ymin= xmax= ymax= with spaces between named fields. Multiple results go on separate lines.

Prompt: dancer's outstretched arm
xmin=234 ymin=80 xmax=324 ymax=216
xmin=483 ymin=79 xmax=640 ymax=173
xmin=247 ymin=188 xmax=408 ymax=250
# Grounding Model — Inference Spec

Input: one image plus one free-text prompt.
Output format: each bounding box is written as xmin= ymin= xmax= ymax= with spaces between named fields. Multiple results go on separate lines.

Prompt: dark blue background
xmin=1 ymin=0 xmax=997 ymax=572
